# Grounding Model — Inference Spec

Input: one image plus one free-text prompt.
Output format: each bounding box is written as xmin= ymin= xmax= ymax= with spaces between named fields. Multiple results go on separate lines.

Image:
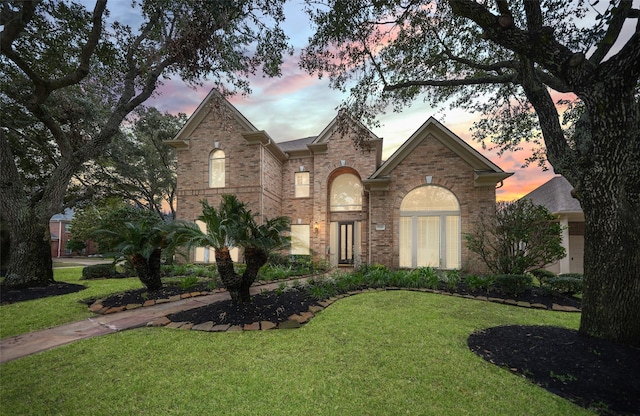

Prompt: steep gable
xmin=367 ymin=117 xmax=511 ymax=188
xmin=166 ymin=89 xmax=258 ymax=149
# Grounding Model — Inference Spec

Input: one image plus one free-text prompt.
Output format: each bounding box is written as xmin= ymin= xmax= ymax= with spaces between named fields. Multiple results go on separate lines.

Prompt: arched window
xmin=209 ymin=149 xmax=225 ymax=188
xmin=330 ymin=173 xmax=362 ymax=211
xmin=399 ymin=186 xmax=461 ymax=269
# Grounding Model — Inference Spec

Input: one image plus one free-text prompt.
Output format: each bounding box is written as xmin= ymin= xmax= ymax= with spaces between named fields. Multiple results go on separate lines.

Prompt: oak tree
xmin=0 ymin=0 xmax=291 ymax=288
xmin=301 ymin=0 xmax=640 ymax=345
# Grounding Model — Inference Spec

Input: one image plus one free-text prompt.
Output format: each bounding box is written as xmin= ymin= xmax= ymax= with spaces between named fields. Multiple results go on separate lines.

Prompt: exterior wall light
xmin=314 ymin=222 xmax=319 ymax=234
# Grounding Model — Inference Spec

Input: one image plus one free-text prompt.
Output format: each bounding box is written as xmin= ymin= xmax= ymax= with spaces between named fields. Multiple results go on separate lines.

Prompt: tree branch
xmin=447 ymin=0 xmax=597 ymax=89
xmin=590 ymin=0 xmax=634 ymax=64
xmin=517 ymin=57 xmax=575 ymax=178
xmin=383 ymin=73 xmax=517 ymax=91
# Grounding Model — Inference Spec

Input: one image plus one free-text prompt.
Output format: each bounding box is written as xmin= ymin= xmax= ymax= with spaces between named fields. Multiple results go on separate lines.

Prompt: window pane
xmin=417 ymin=217 xmax=440 ymax=267
xmin=330 ymin=173 xmax=362 ymax=211
xmin=400 ymin=186 xmax=459 ymax=212
xmin=209 ymin=150 xmax=225 ymax=188
xmin=399 ymin=217 xmax=412 ymax=268
xmin=445 ymin=216 xmax=461 ymax=269
xmin=291 ymin=225 xmax=310 ymax=255
xmin=294 ymin=172 xmax=310 ymax=198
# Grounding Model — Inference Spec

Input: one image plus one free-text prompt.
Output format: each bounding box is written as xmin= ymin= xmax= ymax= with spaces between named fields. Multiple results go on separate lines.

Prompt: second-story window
xmin=294 ymin=171 xmax=310 ymax=198
xmin=209 ymin=149 xmax=225 ymax=188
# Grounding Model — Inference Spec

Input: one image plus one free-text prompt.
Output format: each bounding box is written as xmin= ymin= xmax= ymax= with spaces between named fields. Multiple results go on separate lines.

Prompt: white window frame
xmin=294 ymin=172 xmax=310 ymax=198
xmin=399 ymin=186 xmax=461 ymax=269
xmin=209 ymin=149 xmax=225 ymax=188
xmin=330 ymin=173 xmax=362 ymax=211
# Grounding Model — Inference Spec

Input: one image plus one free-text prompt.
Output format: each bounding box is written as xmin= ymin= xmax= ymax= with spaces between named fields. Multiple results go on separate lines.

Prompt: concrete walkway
xmin=0 ymin=281 xmax=285 ymax=364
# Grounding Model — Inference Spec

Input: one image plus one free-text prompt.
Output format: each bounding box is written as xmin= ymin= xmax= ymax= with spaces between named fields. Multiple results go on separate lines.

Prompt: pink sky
xmin=150 ymin=72 xmax=557 ymax=202
xmin=142 ymin=1 xmax=598 ymax=203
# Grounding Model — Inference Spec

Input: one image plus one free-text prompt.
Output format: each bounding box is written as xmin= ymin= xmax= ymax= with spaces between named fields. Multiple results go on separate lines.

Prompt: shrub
xmin=464 ymin=274 xmax=494 ymax=291
xmin=545 ymin=274 xmax=583 ymax=295
xmin=494 ymin=274 xmax=532 ymax=297
xmin=443 ymin=269 xmax=461 ymax=290
xmin=81 ymin=263 xmax=117 ymax=280
xmin=530 ymin=269 xmax=556 ymax=285
xmin=416 ymin=266 xmax=439 ymax=289
xmin=179 ymin=276 xmax=200 ymax=290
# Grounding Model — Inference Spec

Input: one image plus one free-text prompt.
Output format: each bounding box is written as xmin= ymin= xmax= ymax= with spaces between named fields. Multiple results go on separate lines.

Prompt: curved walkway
xmin=0 ymin=281 xmax=285 ymax=364
xmin=0 ymin=282 xmax=580 ymax=364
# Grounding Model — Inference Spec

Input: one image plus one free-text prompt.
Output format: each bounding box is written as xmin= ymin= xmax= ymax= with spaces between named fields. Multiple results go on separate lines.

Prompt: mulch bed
xmin=168 ymin=289 xmax=319 ymax=326
xmin=468 ymin=325 xmax=640 ymax=415
xmin=2 ymin=279 xmax=638 ymax=415
xmin=0 ymin=282 xmax=87 ymax=305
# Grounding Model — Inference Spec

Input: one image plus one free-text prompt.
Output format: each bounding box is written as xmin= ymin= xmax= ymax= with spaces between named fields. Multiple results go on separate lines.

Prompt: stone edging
xmin=140 ymin=287 xmax=580 ymax=333
xmin=88 ymin=289 xmax=225 ymax=315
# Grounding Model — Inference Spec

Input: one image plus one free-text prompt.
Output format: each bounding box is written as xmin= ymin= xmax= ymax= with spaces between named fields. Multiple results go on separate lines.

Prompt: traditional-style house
xmin=522 ymin=176 xmax=584 ymax=274
xmin=168 ymin=90 xmax=512 ymax=272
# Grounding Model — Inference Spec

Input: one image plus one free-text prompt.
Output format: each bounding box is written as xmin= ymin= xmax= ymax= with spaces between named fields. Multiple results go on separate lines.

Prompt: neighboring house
xmin=168 ymin=90 xmax=512 ymax=272
xmin=49 ymin=209 xmax=97 ymax=257
xmin=50 ymin=208 xmax=74 ymax=258
xmin=521 ymin=176 xmax=584 ymax=274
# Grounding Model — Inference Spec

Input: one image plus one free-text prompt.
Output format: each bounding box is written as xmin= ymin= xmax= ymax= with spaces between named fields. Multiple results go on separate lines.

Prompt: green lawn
xmin=0 ymin=268 xmax=144 ymax=339
xmin=0 ymin=290 xmax=590 ymax=415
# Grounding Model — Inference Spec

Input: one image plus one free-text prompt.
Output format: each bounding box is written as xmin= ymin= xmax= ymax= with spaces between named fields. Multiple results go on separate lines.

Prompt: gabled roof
xmin=166 ymin=89 xmax=258 ymax=148
xmin=50 ymin=208 xmax=74 ymax=222
xmin=521 ymin=176 xmax=582 ymax=214
xmin=368 ymin=117 xmax=512 ymax=187
xmin=277 ymin=136 xmax=316 ymax=152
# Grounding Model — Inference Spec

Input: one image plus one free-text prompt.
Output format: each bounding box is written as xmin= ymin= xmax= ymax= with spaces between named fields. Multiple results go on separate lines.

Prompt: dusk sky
xmin=130 ymin=1 xmax=627 ymax=202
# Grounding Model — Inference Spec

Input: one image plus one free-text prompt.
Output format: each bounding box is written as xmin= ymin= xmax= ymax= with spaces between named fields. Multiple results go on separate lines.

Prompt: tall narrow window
xmin=209 ymin=149 xmax=225 ymax=188
xmin=399 ymin=186 xmax=461 ymax=269
xmin=330 ymin=173 xmax=362 ymax=211
xmin=294 ymin=172 xmax=310 ymax=198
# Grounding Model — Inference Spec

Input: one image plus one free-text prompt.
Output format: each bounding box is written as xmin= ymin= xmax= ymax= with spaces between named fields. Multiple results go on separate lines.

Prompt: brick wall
xmin=369 ymin=133 xmax=495 ymax=273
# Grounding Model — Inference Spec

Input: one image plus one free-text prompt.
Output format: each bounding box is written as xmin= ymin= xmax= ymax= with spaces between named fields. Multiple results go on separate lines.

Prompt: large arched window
xmin=399 ymin=186 xmax=461 ymax=269
xmin=330 ymin=173 xmax=362 ymax=211
xmin=209 ymin=149 xmax=225 ymax=188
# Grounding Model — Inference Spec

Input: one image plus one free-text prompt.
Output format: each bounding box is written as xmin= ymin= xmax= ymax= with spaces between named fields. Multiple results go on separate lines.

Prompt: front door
xmin=338 ymin=221 xmax=354 ymax=264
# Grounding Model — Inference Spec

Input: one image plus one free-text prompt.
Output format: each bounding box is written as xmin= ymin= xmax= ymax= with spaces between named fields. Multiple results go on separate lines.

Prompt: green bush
xmin=545 ymin=274 xmax=583 ymax=295
xmin=81 ymin=263 xmax=117 ymax=280
xmin=530 ymin=269 xmax=556 ymax=285
xmin=494 ymin=274 xmax=532 ymax=297
xmin=179 ymin=276 xmax=200 ymax=290
xmin=464 ymin=274 xmax=494 ymax=291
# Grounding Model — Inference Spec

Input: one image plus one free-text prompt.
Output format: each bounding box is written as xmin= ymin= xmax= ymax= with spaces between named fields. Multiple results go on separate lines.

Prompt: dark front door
xmin=338 ymin=222 xmax=354 ymax=264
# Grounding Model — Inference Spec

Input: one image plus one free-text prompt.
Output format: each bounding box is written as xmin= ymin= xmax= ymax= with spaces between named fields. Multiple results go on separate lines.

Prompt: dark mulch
xmin=469 ymin=325 xmax=640 ymax=415
xmin=0 ymin=282 xmax=87 ymax=305
xmin=168 ymin=289 xmax=319 ymax=326
xmin=97 ymin=282 xmax=215 ymax=308
xmin=2 ymin=280 xmax=637 ymax=415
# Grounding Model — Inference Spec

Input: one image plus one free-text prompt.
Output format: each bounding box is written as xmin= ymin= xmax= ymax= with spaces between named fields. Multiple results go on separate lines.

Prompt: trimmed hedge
xmin=544 ymin=274 xmax=583 ymax=295
xmin=494 ymin=274 xmax=532 ymax=297
xmin=81 ymin=263 xmax=117 ymax=280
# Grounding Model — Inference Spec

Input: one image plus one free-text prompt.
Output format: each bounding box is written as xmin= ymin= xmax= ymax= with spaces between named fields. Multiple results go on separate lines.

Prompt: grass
xmin=0 ymin=291 xmax=589 ymax=415
xmin=0 ymin=268 xmax=144 ymax=339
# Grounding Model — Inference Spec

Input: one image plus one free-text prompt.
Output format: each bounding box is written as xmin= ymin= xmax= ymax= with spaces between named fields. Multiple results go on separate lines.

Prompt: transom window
xmin=330 ymin=173 xmax=362 ymax=211
xmin=209 ymin=149 xmax=225 ymax=188
xmin=294 ymin=172 xmax=310 ymax=198
xmin=399 ymin=186 xmax=461 ymax=269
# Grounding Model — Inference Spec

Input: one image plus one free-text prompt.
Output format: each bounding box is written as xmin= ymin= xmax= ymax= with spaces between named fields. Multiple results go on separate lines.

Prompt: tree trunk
xmin=574 ymin=83 xmax=640 ymax=346
xmin=579 ymin=195 xmax=640 ymax=346
xmin=2 ymin=213 xmax=54 ymax=289
xmin=131 ymin=250 xmax=163 ymax=291
xmin=215 ymin=246 xmax=242 ymax=304
xmin=240 ymin=246 xmax=268 ymax=303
